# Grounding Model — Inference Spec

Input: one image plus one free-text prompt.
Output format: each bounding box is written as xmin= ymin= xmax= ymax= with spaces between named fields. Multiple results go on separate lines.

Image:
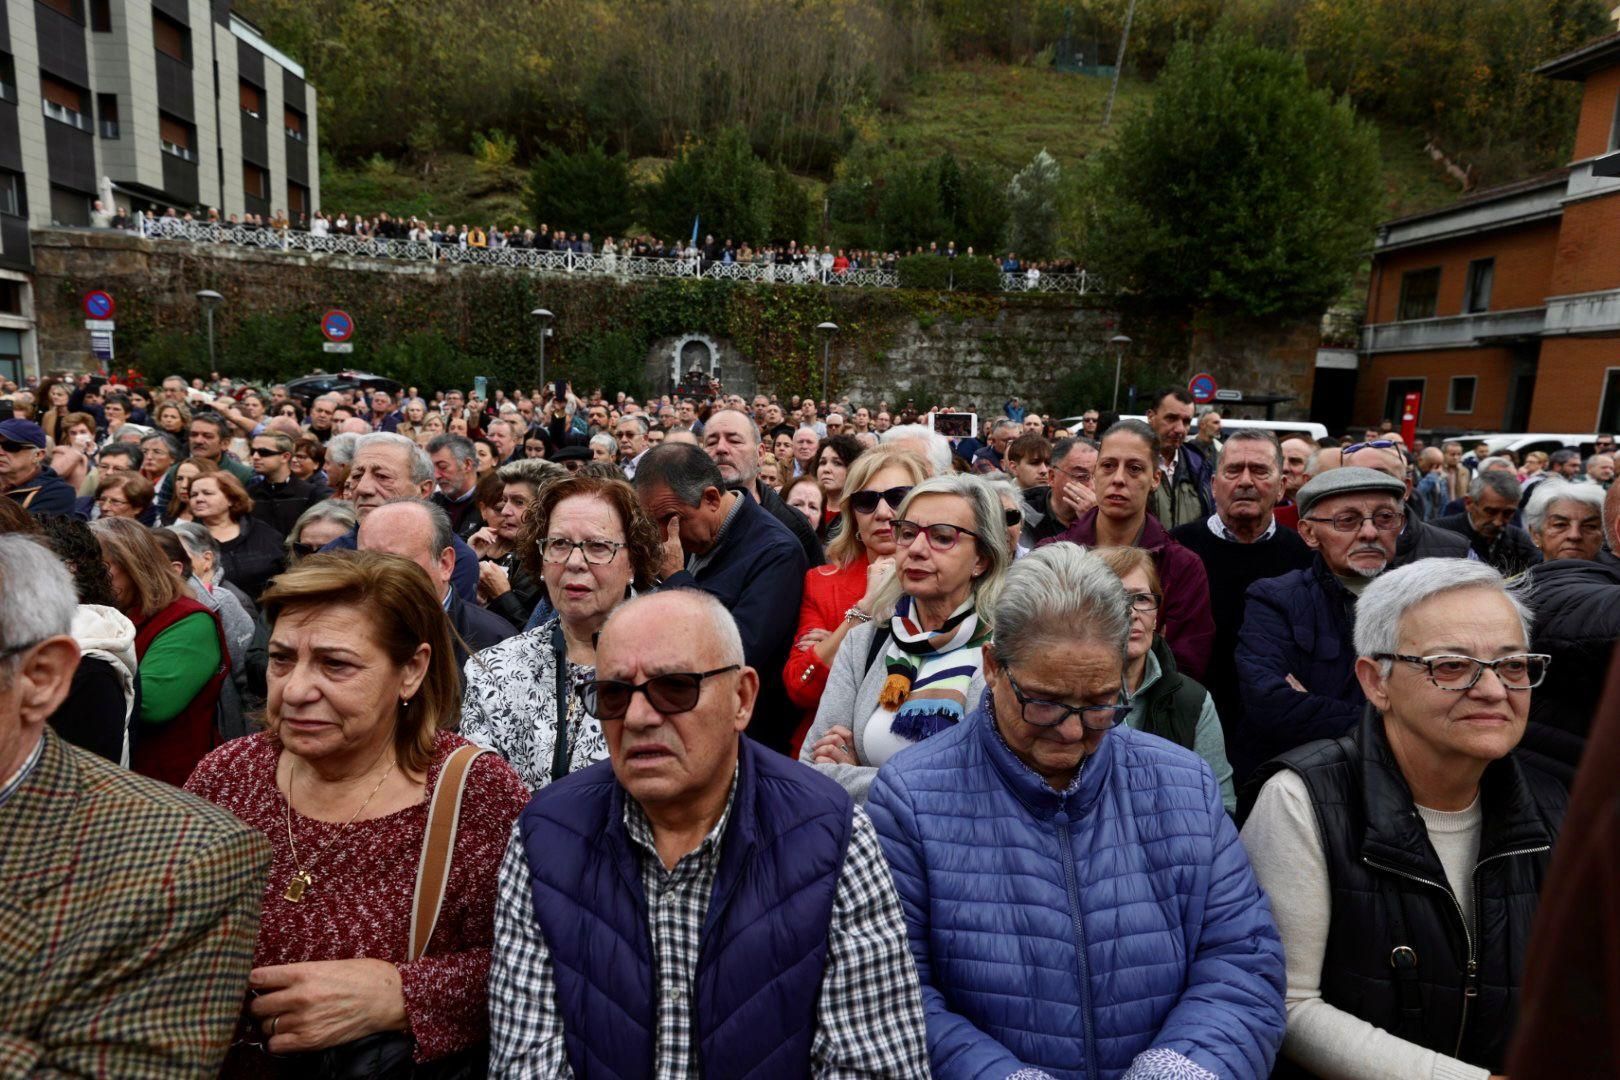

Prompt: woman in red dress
xmin=784 ymin=445 xmax=932 ymax=751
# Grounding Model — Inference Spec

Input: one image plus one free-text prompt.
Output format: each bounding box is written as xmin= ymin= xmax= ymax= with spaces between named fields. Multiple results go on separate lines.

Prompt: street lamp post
xmin=816 ymin=322 xmax=839 ymax=404
xmin=1109 ymin=333 xmax=1132 ymax=413
xmin=196 ymin=290 xmax=223 ymax=373
xmin=531 ymin=308 xmax=554 ymax=388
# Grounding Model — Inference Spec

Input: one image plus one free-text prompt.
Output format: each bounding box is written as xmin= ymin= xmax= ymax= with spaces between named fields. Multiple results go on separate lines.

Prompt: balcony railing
xmin=42 ymin=99 xmax=92 ymax=132
xmin=160 ymin=140 xmax=197 ymax=162
xmin=1360 ymin=306 xmax=1547 ymax=353
xmin=126 ymin=218 xmax=1102 ymax=295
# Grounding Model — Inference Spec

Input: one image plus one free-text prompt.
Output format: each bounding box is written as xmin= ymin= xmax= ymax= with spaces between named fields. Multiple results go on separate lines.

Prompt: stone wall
xmin=28 ymin=228 xmax=1322 ymax=419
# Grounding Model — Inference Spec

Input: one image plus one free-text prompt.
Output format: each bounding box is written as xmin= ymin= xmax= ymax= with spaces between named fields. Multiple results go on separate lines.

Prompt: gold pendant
xmin=284 ymin=870 xmax=312 ymax=902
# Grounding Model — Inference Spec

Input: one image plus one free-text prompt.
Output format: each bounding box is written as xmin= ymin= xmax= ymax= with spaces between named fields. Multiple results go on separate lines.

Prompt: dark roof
xmin=1535 ymin=31 xmax=1620 ymax=80
xmin=1377 ymin=168 xmax=1569 ymax=230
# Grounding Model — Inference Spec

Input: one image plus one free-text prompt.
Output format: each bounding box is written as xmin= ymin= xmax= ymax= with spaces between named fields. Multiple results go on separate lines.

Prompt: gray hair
xmin=140 ymin=430 xmax=183 ymax=457
xmin=617 ymin=413 xmax=651 ymax=436
xmin=168 ymin=520 xmax=220 ymax=563
xmin=0 ymin=535 xmax=77 ymax=658
xmin=498 ymin=457 xmax=567 ymax=488
xmin=98 ymin=442 xmax=144 ymax=470
xmin=1468 ymin=468 xmax=1521 ymax=504
xmin=426 ymin=433 xmax=477 ymax=468
xmin=590 ymin=432 xmax=618 ymax=458
xmin=602 ymin=587 xmax=744 ymax=667
xmin=1524 ymin=478 xmax=1605 ymax=534
xmin=365 ymin=497 xmax=455 ymax=561
xmin=632 ymin=443 xmax=724 ymax=505
xmin=325 ymin=432 xmax=361 ymax=466
xmin=881 ymin=424 xmax=952 ymax=474
xmin=1215 ymin=429 xmax=1282 ymax=472
xmin=991 ymin=544 xmax=1132 ymax=667
xmin=1354 ymin=558 xmax=1531 ymax=673
xmin=870 ymin=473 xmax=1011 ymax=620
xmin=355 ymin=431 xmax=433 ymax=486
xmin=287 ymin=499 xmax=359 ymax=557
xmin=990 ymin=418 xmax=1020 ymax=438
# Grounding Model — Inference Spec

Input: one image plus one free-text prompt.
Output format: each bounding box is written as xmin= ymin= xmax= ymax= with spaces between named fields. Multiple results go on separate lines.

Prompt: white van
xmin=1065 ymin=415 xmax=1330 ymax=443
xmin=1453 ymin=433 xmax=1602 ymax=460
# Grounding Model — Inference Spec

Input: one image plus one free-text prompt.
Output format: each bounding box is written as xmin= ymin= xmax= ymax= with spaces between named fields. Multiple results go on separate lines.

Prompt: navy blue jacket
xmin=663 ymin=493 xmax=807 ymax=752
xmin=1234 ymin=557 xmax=1365 ymax=779
xmin=516 ymin=736 xmax=854 ymax=1079
xmin=5 ymin=465 xmax=79 ymax=517
xmin=322 ymin=527 xmax=479 ymax=604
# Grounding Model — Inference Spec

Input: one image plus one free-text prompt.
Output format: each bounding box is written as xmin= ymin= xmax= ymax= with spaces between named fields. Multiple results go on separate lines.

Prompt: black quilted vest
xmin=1246 ymin=712 xmax=1565 ymax=1074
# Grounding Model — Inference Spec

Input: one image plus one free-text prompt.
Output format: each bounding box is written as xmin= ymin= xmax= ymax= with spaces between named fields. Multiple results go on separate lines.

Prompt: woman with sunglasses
xmin=460 ymin=475 xmax=663 ymax=790
xmin=1092 ymin=546 xmax=1234 ymax=811
xmin=866 ymin=544 xmax=1286 ymax=1080
xmin=801 ymin=472 xmax=1008 ymax=803
xmin=784 ymin=447 xmax=932 ymax=749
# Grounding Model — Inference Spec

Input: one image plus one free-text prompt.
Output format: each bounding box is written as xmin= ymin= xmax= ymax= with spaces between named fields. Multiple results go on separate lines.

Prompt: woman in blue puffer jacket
xmin=868 ymin=544 xmax=1287 ymax=1080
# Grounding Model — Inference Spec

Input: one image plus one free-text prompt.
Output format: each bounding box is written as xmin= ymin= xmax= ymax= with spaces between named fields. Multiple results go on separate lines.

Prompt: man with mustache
xmin=1233 ymin=467 xmax=1407 ymax=780
xmin=1172 ymin=431 xmax=1312 ymax=767
xmin=489 ymin=590 xmax=930 ymax=1076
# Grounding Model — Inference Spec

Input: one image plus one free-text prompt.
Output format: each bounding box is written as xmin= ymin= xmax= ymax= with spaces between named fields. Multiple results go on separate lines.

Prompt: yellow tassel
xmin=879 ymin=674 xmax=912 ymax=710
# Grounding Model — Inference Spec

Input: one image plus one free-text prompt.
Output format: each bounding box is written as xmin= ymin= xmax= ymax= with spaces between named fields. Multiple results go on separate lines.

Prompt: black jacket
xmin=449 ymin=593 xmax=514 ymax=670
xmin=1431 ymin=513 xmax=1541 ymax=577
xmin=1245 ymin=712 xmax=1566 ymax=1076
xmin=250 ymin=475 xmax=330 ymax=538
xmin=755 ymin=482 xmax=824 ymax=569
xmin=218 ymin=516 xmax=287 ymax=603
xmin=1394 ymin=517 xmax=1472 ymax=567
xmin=1523 ymin=550 xmax=1620 ymax=779
xmin=432 ymin=488 xmax=484 ymax=541
xmin=1135 ymin=635 xmax=1207 ymax=751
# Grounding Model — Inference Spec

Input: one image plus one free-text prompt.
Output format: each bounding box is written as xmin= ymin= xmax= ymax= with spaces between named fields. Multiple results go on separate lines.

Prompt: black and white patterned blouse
xmin=460 ymin=617 xmax=609 ymax=791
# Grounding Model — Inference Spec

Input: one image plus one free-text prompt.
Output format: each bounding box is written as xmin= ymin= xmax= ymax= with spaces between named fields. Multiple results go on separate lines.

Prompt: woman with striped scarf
xmin=802 ymin=473 xmax=1010 ymax=803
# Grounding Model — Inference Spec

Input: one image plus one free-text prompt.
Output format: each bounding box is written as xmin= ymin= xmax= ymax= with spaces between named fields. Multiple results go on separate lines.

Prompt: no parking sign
xmin=1188 ymin=372 xmax=1218 ymax=405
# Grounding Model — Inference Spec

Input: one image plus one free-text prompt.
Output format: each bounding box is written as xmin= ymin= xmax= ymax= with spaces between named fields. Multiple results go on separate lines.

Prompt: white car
xmin=1453 ymin=433 xmax=1603 ymax=460
xmin=1063 ymin=414 xmax=1330 ymax=444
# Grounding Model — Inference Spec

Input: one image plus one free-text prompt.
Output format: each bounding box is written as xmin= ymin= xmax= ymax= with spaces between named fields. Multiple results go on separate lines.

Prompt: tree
xmin=1079 ymin=33 xmax=1381 ymax=319
xmin=1005 ymin=150 xmax=1063 ymax=262
xmin=640 ymin=127 xmax=773 ymax=243
xmin=525 ymin=142 xmax=635 ymax=235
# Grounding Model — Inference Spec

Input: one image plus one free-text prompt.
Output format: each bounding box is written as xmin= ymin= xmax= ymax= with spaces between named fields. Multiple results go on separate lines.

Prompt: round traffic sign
xmin=321 ymin=309 xmax=355 ymax=342
xmin=1188 ymin=372 xmax=1218 ymax=405
xmin=83 ymin=290 xmax=115 ymax=319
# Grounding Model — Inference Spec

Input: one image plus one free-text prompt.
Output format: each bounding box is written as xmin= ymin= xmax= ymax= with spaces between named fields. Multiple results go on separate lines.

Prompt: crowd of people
xmin=1 ymin=366 xmax=1618 ymax=1079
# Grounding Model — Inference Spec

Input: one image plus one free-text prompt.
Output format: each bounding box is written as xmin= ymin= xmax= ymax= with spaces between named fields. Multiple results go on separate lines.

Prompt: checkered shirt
xmin=489 ymin=784 xmax=929 ymax=1078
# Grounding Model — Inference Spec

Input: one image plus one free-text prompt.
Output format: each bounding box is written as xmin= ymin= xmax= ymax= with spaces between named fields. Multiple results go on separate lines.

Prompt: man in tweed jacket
xmin=0 ymin=535 xmax=271 ymax=1078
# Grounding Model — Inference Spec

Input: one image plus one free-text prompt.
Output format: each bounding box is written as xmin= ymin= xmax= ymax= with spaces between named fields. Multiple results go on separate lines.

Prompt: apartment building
xmin=1357 ymin=31 xmax=1620 ymax=434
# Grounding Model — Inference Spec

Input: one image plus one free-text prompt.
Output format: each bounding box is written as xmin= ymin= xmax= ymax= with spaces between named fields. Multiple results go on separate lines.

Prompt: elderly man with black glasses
xmin=1240 ymin=558 xmax=1565 ymax=1080
xmin=1234 ymin=467 xmax=1410 ymax=781
xmin=868 ymin=544 xmax=1287 ymax=1080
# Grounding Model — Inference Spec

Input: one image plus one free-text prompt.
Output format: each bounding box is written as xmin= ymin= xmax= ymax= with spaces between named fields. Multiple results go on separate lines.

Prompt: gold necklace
xmin=281 ymin=750 xmax=395 ymax=903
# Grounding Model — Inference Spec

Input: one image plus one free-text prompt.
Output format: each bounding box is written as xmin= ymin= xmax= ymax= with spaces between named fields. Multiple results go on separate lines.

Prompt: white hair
xmin=1522 ymin=478 xmax=1604 ymax=535
xmin=992 ymin=544 xmax=1132 ymax=667
xmin=1353 ymin=558 xmax=1531 ymax=672
xmin=602 ymin=587 xmax=744 ymax=667
xmin=0 ymin=536 xmax=76 ymax=657
xmin=881 ymin=423 xmax=952 ymax=475
xmin=590 ymin=432 xmax=618 ymax=457
xmin=355 ymin=431 xmax=433 ymax=485
xmin=869 ymin=473 xmax=1011 ymax=620
xmin=325 ymin=432 xmax=360 ymax=465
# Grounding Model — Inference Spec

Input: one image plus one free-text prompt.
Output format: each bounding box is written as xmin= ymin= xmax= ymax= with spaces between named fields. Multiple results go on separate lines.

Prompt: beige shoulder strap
xmin=409 ymin=744 xmax=489 ymax=962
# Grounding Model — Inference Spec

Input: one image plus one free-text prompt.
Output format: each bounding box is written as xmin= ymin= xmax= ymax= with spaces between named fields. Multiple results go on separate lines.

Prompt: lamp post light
xmin=816 ymin=322 xmax=839 ymax=404
xmin=196 ymin=290 xmax=223 ymax=373
xmin=531 ymin=308 xmax=554 ymax=388
xmin=1109 ymin=333 xmax=1132 ymax=413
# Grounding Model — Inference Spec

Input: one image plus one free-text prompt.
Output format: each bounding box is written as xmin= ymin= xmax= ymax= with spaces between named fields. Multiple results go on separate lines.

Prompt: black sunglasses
xmin=1003 ymin=506 xmax=1022 ymax=528
xmin=249 ymin=446 xmax=286 ymax=457
xmin=848 ymin=485 xmax=911 ymax=515
xmin=578 ymin=665 xmax=741 ymax=720
xmin=291 ymin=541 xmax=319 ymax=559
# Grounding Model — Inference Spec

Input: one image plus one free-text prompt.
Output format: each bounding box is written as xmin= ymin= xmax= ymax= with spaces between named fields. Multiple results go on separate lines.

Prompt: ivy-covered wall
xmin=29 ymin=229 xmax=1241 ymax=415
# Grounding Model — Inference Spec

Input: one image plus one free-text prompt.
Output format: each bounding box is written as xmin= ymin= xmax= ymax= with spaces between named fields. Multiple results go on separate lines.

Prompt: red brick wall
xmin=1529 ymin=336 xmax=1620 ymax=431
xmin=1367 ymin=219 xmax=1561 ymax=324
xmin=1550 ymin=193 xmax=1620 ymax=295
xmin=1572 ymin=65 xmax=1620 ymax=162
xmin=1354 ymin=348 xmax=1518 ymax=430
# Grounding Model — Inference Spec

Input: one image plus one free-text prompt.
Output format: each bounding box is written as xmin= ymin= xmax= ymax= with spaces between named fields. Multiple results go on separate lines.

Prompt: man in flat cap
xmin=1231 ymin=467 xmax=1409 ymax=780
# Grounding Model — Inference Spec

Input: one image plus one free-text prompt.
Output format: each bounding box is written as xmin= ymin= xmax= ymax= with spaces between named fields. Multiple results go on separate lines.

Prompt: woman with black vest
xmin=1094 ymin=546 xmax=1234 ymax=812
xmin=1240 ymin=558 xmax=1566 ymax=1080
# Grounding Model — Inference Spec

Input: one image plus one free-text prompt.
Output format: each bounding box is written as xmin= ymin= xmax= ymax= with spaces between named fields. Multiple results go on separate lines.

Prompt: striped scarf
xmin=878 ymin=595 xmax=991 ymax=743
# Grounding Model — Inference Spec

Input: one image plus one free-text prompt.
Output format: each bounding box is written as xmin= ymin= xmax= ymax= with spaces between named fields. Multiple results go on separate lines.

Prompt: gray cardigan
xmin=800 ymin=620 xmax=986 ymax=805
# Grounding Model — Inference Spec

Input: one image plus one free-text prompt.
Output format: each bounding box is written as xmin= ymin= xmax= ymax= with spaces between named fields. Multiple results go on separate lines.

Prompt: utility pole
xmin=1103 ymin=0 xmax=1137 ymax=128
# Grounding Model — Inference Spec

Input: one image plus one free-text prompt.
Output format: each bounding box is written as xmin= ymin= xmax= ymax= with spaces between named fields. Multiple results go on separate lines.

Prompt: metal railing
xmin=128 ymin=218 xmax=1100 ymax=295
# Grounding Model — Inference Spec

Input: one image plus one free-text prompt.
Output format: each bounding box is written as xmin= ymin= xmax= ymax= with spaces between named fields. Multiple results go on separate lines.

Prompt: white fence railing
xmin=124 ymin=218 xmax=1100 ymax=295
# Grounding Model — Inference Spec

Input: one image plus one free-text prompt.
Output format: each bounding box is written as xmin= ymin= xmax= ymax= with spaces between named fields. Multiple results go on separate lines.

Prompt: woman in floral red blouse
xmin=783 ymin=446 xmax=931 ymax=752
xmin=186 ymin=550 xmax=528 ymax=1076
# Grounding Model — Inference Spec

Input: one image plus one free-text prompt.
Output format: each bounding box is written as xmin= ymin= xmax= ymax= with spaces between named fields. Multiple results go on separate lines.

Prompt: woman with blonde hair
xmin=186 ymin=551 xmax=528 ymax=1073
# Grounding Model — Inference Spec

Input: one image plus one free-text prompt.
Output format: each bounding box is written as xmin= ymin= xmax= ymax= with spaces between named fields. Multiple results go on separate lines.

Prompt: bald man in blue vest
xmin=489 ymin=589 xmax=929 ymax=1078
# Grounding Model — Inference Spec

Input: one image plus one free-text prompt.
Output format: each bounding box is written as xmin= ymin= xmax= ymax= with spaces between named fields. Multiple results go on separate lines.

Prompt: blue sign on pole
xmin=83 ymin=290 xmax=115 ymax=319
xmin=1188 ymin=372 xmax=1219 ymax=405
xmin=321 ymin=309 xmax=355 ymax=342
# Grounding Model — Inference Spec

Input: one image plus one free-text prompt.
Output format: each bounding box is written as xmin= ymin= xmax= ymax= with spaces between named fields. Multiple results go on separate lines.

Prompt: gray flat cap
xmin=1297 ymin=466 xmax=1407 ymax=518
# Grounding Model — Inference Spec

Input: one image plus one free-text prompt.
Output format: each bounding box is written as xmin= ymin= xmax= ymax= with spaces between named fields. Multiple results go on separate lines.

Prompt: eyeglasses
xmin=1003 ymin=506 xmax=1023 ymax=528
xmin=0 ymin=441 xmax=35 ymax=454
xmin=1303 ymin=508 xmax=1406 ymax=533
xmin=540 ymin=537 xmax=625 ymax=565
xmin=249 ymin=446 xmax=285 ymax=457
xmin=1344 ymin=439 xmax=1400 ymax=456
xmin=1126 ymin=591 xmax=1160 ymax=612
xmin=1053 ymin=464 xmax=1093 ymax=484
xmin=1374 ymin=652 xmax=1550 ymax=692
xmin=578 ymin=665 xmax=741 ymax=719
xmin=893 ymin=519 xmax=982 ymax=551
xmin=1004 ymin=670 xmax=1132 ymax=730
xmin=848 ymin=485 xmax=912 ymax=515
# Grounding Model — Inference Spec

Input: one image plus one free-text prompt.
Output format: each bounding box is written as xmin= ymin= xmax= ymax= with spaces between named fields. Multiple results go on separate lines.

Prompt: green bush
xmin=896 ymin=255 xmax=1003 ymax=292
xmin=525 ymin=142 xmax=635 ymax=236
xmin=641 ymin=127 xmax=774 ymax=244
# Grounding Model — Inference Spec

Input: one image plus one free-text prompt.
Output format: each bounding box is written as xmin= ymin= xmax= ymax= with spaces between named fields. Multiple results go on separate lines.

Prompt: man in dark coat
xmin=248 ymin=432 xmax=329 ymax=537
xmin=1431 ymin=468 xmax=1541 ymax=577
xmin=1235 ymin=467 xmax=1406 ymax=780
xmin=700 ymin=408 xmax=823 ymax=569
xmin=0 ymin=420 xmax=78 ymax=517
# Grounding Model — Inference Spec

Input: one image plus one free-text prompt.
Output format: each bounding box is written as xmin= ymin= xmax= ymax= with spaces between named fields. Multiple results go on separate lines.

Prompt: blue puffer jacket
xmin=868 ymin=696 xmax=1285 ymax=1080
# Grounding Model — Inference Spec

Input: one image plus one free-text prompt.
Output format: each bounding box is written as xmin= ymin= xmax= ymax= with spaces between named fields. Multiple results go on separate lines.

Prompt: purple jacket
xmin=1039 ymin=508 xmax=1215 ymax=681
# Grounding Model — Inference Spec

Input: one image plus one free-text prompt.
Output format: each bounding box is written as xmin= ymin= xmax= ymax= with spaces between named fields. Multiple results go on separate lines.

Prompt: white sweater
xmin=1240 ymin=770 xmax=1490 ymax=1080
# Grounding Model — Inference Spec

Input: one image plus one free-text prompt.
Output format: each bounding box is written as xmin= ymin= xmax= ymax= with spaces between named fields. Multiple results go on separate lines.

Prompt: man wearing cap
xmin=1232 ymin=467 xmax=1407 ymax=780
xmin=0 ymin=420 xmax=78 ymax=517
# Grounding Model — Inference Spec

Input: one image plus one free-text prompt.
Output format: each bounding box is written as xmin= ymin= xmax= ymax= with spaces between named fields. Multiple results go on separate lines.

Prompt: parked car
xmin=284 ymin=371 xmax=404 ymax=405
xmin=1455 ymin=432 xmax=1602 ymax=461
xmin=1065 ymin=414 xmax=1331 ymax=444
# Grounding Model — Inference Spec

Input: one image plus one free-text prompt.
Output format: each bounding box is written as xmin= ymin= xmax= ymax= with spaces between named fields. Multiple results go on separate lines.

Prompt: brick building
xmin=1358 ymin=31 xmax=1620 ymax=434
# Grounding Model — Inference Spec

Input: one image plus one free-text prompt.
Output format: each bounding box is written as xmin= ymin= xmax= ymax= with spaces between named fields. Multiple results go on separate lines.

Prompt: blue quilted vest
xmin=517 ymin=737 xmax=855 ymax=1079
